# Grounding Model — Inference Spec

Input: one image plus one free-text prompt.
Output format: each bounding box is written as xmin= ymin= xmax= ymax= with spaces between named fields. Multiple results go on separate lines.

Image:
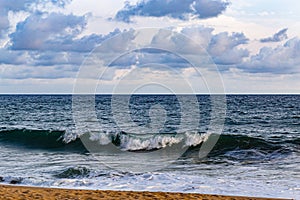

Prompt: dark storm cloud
xmin=115 ymin=0 xmax=230 ymax=23
xmin=260 ymin=28 xmax=288 ymax=43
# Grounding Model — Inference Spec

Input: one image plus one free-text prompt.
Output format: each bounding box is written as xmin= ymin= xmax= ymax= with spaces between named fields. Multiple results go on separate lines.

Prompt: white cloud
xmin=222 ymin=69 xmax=300 ymax=93
xmin=260 ymin=28 xmax=288 ymax=43
xmin=10 ymin=12 xmax=87 ymax=51
xmin=208 ymin=32 xmax=249 ymax=66
xmin=0 ymin=0 xmax=300 ymax=93
xmin=0 ymin=64 xmax=77 ymax=79
xmin=115 ymin=0 xmax=230 ymax=23
xmin=238 ymin=37 xmax=300 ymax=74
xmin=0 ymin=0 xmax=69 ymax=36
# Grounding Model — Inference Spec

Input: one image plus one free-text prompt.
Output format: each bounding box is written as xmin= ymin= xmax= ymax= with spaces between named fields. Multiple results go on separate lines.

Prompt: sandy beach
xmin=0 ymin=184 xmax=293 ymax=200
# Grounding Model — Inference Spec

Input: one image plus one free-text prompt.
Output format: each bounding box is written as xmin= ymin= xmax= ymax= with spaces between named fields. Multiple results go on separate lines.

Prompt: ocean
xmin=0 ymin=95 xmax=299 ymax=198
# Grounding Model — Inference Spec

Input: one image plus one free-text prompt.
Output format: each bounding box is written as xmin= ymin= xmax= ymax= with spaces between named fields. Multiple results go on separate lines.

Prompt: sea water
xmin=0 ymin=95 xmax=299 ymax=198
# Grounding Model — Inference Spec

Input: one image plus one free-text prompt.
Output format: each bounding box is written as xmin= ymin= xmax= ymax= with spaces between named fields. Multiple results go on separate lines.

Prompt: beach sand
xmin=0 ymin=184 xmax=293 ymax=200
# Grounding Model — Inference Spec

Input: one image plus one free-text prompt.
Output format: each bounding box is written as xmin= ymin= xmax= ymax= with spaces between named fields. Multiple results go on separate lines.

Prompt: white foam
xmin=184 ymin=132 xmax=210 ymax=147
xmin=119 ymin=134 xmax=184 ymax=151
xmin=89 ymin=131 xmax=111 ymax=145
xmin=67 ymin=131 xmax=211 ymax=151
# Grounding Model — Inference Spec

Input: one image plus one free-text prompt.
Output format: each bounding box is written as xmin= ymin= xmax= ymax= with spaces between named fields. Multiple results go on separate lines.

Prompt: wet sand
xmin=0 ymin=184 xmax=293 ymax=200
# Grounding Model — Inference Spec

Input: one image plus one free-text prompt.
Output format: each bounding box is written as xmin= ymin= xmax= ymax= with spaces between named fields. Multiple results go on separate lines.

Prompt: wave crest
xmin=0 ymin=128 xmax=297 ymax=157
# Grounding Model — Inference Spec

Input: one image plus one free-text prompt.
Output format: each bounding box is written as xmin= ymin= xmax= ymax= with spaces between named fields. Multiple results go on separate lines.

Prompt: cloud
xmin=109 ymin=49 xmax=191 ymax=69
xmin=0 ymin=65 xmax=76 ymax=79
xmin=10 ymin=12 xmax=86 ymax=50
xmin=2 ymin=20 xmax=298 ymax=83
xmin=238 ymin=37 xmax=300 ymax=74
xmin=181 ymin=26 xmax=214 ymax=47
xmin=0 ymin=0 xmax=69 ymax=37
xmin=182 ymin=27 xmax=250 ymax=66
xmin=0 ymin=49 xmax=29 ymax=65
xmin=260 ymin=28 xmax=288 ymax=43
xmin=53 ymin=28 xmax=122 ymax=52
xmin=10 ymin=12 xmax=122 ymax=52
xmin=0 ymin=0 xmax=28 ymax=36
xmin=0 ymin=25 xmax=124 ymax=80
xmin=31 ymin=51 xmax=85 ymax=66
xmin=95 ymin=27 xmax=249 ymax=68
xmin=180 ymin=28 xmax=299 ymax=74
xmin=0 ymin=47 xmax=84 ymax=67
xmin=97 ymin=27 xmax=249 ymax=74
xmin=208 ymin=32 xmax=249 ymax=66
xmin=0 ymin=12 xmax=9 ymax=34
xmin=115 ymin=0 xmax=230 ymax=23
xmin=0 ymin=0 xmax=69 ymax=10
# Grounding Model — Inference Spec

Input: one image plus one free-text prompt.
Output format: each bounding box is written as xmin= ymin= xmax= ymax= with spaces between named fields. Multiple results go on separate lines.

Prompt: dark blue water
xmin=0 ymin=95 xmax=299 ymax=198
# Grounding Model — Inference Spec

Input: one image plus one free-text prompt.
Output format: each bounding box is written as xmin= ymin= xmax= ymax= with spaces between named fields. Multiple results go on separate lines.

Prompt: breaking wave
xmin=0 ymin=128 xmax=297 ymax=156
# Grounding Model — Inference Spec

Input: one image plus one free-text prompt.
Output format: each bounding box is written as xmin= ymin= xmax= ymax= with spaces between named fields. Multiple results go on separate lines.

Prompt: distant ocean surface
xmin=0 ymin=95 xmax=299 ymax=198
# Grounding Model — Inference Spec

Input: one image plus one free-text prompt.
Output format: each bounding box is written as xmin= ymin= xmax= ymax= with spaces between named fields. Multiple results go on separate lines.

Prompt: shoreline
xmin=0 ymin=184 xmax=293 ymax=200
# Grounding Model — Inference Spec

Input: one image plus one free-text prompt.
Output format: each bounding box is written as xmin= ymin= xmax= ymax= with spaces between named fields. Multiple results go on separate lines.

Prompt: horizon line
xmin=0 ymin=93 xmax=299 ymax=95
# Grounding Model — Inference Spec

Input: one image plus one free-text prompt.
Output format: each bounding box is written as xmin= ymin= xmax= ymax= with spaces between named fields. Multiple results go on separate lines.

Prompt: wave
xmin=0 ymin=129 xmax=86 ymax=152
xmin=54 ymin=167 xmax=91 ymax=178
xmin=109 ymin=131 xmax=209 ymax=151
xmin=206 ymin=134 xmax=294 ymax=161
xmin=0 ymin=129 xmax=297 ymax=157
xmin=53 ymin=167 xmax=138 ymax=179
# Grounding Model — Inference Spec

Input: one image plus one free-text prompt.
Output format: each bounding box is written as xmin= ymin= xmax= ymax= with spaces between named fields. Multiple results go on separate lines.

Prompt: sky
xmin=0 ymin=0 xmax=299 ymax=94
